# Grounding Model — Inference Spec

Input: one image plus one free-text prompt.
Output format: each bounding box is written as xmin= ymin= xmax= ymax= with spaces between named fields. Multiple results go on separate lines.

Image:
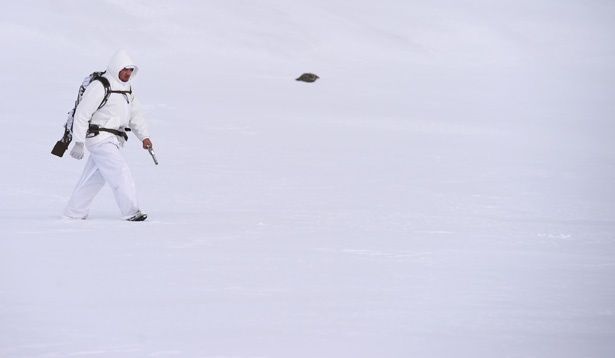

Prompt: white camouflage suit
xmin=64 ymin=50 xmax=150 ymax=220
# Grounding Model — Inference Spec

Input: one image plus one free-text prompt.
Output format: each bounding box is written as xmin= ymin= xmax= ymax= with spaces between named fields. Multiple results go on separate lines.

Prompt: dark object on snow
xmin=296 ymin=73 xmax=319 ymax=83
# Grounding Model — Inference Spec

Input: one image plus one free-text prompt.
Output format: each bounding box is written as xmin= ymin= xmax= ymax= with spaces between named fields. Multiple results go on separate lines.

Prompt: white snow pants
xmin=64 ymin=141 xmax=140 ymax=219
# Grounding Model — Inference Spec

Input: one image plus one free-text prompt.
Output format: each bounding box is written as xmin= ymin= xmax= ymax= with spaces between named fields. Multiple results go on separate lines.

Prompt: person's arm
xmin=128 ymin=96 xmax=152 ymax=149
xmin=72 ymin=81 xmax=105 ymax=143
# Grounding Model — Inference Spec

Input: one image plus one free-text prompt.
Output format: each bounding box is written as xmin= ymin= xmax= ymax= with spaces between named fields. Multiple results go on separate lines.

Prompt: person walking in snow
xmin=64 ymin=50 xmax=152 ymax=222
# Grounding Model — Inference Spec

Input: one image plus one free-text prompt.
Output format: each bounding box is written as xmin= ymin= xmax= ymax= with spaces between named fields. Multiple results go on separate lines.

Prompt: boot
xmin=126 ymin=211 xmax=147 ymax=222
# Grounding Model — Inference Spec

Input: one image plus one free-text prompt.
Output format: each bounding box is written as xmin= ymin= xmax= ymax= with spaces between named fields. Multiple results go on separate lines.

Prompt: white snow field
xmin=1 ymin=1 xmax=615 ymax=357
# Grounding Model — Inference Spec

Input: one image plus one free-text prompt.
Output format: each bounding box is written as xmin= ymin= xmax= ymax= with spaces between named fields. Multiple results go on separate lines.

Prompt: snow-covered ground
xmin=1 ymin=1 xmax=615 ymax=357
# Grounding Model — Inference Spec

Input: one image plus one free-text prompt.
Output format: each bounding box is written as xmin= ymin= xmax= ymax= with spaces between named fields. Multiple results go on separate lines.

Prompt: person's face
xmin=119 ymin=68 xmax=134 ymax=82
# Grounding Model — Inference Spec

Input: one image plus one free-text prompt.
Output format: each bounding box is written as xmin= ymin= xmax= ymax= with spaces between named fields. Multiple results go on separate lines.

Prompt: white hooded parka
xmin=72 ymin=50 xmax=149 ymax=146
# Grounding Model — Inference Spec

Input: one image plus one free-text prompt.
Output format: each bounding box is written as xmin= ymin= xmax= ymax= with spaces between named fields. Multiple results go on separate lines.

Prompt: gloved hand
xmin=70 ymin=142 xmax=85 ymax=160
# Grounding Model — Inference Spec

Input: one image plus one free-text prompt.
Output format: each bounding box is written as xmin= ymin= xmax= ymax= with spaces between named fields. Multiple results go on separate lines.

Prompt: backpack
xmin=51 ymin=71 xmax=129 ymax=157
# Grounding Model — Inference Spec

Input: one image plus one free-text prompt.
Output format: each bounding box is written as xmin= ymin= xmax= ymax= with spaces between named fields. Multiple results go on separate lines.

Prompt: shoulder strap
xmin=95 ymin=76 xmax=132 ymax=105
xmin=92 ymin=76 xmax=111 ymax=110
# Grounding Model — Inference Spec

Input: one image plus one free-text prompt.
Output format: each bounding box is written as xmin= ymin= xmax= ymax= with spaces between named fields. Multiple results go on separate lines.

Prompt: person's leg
xmin=64 ymin=155 xmax=105 ymax=219
xmin=91 ymin=142 xmax=141 ymax=218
